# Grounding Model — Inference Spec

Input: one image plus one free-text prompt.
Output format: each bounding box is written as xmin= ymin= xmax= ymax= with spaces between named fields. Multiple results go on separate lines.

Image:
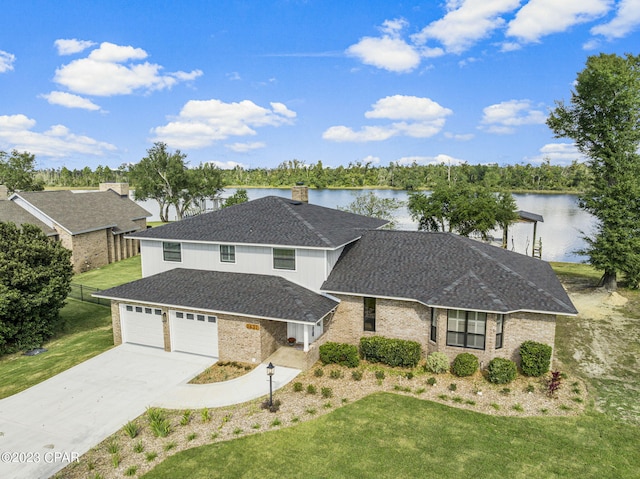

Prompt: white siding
xmin=139 ymin=239 xmax=333 ymax=291
xmin=326 ymin=246 xmax=344 ymax=277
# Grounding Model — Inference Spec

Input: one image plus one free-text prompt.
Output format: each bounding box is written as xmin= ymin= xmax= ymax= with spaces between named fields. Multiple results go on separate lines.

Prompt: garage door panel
xmin=170 ymin=311 xmax=218 ymax=357
xmin=121 ymin=305 xmax=164 ymax=348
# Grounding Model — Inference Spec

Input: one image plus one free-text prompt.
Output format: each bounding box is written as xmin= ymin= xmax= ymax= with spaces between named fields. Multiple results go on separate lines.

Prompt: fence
xmin=69 ymin=283 xmax=110 ymax=307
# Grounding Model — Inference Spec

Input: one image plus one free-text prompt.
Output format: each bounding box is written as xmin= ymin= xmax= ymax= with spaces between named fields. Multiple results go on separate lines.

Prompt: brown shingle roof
xmin=15 ymin=190 xmax=151 ymax=235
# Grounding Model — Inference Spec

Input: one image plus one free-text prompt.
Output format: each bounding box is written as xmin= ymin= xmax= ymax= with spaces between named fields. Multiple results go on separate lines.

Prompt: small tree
xmin=0 ymin=150 xmax=45 ymax=192
xmin=0 ymin=223 xmax=72 ymax=354
xmin=339 ymin=191 xmax=404 ymax=228
xmin=222 ymin=189 xmax=249 ymax=208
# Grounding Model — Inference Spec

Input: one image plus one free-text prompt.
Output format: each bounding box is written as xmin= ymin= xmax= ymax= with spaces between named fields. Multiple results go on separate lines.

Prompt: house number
xmin=246 ymin=324 xmax=260 ymax=330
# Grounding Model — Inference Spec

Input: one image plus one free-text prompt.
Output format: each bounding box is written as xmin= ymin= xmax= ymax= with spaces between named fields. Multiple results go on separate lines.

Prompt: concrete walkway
xmin=0 ymin=344 xmax=300 ymax=479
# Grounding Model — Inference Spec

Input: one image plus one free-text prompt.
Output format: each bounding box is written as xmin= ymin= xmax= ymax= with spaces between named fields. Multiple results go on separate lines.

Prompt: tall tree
xmin=0 ymin=150 xmax=45 ymax=192
xmin=338 ymin=191 xmax=404 ymax=228
xmin=0 ymin=222 xmax=73 ymax=355
xmin=408 ymin=182 xmax=518 ymax=241
xmin=547 ymin=53 xmax=640 ymax=290
xmin=129 ymin=142 xmax=223 ymax=221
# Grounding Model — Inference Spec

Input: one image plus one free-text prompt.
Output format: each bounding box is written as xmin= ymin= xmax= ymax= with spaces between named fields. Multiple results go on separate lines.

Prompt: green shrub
xmin=123 ymin=421 xmax=139 ymax=439
xmin=306 ymin=384 xmax=317 ymax=395
xmin=375 ymin=370 xmax=385 ymax=380
xmin=487 ymin=357 xmax=517 ymax=384
xmin=424 ymin=352 xmax=450 ymax=374
xmin=451 ymin=353 xmax=478 ymax=377
xmin=319 ymin=342 xmax=360 ymax=367
xmin=351 ymin=370 xmax=363 ymax=381
xmin=520 ymin=341 xmax=552 ymax=377
xmin=329 ymin=369 xmax=343 ymax=379
xmin=449 ymin=383 xmax=457 ymax=392
xmin=314 ymin=368 xmax=324 ymax=377
xmin=359 ymin=336 xmax=421 ymax=368
xmin=293 ymin=381 xmax=303 ymax=392
xmin=426 ymin=376 xmax=436 ymax=386
xmin=321 ymin=387 xmax=333 ymax=398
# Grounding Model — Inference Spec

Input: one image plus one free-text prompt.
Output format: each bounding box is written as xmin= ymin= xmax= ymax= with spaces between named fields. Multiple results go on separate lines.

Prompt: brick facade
xmin=326 ymin=294 xmax=556 ymax=368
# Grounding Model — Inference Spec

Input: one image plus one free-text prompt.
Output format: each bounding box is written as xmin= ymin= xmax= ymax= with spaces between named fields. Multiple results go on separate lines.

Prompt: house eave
xmin=130 ymin=236 xmax=359 ymax=252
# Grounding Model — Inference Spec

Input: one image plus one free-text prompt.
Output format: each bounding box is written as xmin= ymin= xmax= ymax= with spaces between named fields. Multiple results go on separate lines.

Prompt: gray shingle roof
xmin=94 ymin=268 xmax=339 ymax=323
xmin=16 ymin=190 xmax=151 ymax=234
xmin=321 ymin=230 xmax=577 ymax=315
xmin=130 ymin=196 xmax=388 ymax=248
xmin=0 ymin=200 xmax=58 ymax=236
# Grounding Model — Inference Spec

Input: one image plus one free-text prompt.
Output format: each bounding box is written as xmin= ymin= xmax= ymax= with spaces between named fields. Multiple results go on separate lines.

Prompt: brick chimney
xmin=291 ymin=184 xmax=309 ymax=203
xmin=0 ymin=185 xmax=8 ymax=200
xmin=99 ymin=182 xmax=129 ymax=198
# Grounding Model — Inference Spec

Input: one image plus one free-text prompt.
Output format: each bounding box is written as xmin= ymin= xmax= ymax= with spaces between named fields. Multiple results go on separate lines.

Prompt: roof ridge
xmin=276 ymin=197 xmax=334 ymax=247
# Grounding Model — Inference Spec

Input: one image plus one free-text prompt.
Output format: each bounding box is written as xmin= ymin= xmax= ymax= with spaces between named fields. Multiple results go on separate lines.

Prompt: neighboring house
xmin=0 ymin=183 xmax=151 ymax=273
xmin=95 ymin=186 xmax=577 ymax=369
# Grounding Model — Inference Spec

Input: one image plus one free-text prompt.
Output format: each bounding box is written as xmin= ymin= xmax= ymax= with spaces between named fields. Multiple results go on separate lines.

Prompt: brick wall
xmin=326 ymin=294 xmax=556 ymax=368
xmin=218 ymin=314 xmax=287 ymax=364
xmin=111 ymin=301 xmax=122 ymax=345
xmin=71 ymin=229 xmax=110 ymax=273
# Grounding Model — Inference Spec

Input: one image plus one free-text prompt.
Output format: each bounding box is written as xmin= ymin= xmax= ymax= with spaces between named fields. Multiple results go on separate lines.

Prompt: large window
xmin=430 ymin=309 xmax=437 ymax=342
xmin=447 ymin=310 xmax=486 ymax=350
xmin=220 ymin=244 xmax=236 ymax=263
xmin=496 ymin=314 xmax=504 ymax=349
xmin=273 ymin=248 xmax=295 ymax=270
xmin=163 ymin=242 xmax=181 ymax=262
xmin=363 ymin=297 xmax=376 ymax=332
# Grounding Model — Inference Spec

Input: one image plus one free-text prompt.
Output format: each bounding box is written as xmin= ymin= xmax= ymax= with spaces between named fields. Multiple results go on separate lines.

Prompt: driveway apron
xmin=0 ymin=344 xmax=213 ymax=479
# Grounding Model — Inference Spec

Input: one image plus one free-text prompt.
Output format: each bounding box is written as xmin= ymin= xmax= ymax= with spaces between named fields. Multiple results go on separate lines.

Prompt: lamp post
xmin=266 ymin=362 xmax=275 ymax=407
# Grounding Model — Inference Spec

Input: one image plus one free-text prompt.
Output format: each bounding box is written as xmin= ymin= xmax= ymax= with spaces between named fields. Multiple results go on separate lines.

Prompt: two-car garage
xmin=120 ymin=304 xmax=218 ymax=357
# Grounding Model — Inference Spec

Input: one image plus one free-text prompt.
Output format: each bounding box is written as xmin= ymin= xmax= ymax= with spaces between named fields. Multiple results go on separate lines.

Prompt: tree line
xmin=29 ymin=158 xmax=590 ymax=192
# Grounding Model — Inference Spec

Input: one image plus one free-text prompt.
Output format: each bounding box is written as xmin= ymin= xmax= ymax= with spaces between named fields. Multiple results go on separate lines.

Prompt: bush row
xmin=359 ymin=336 xmax=421 ymax=368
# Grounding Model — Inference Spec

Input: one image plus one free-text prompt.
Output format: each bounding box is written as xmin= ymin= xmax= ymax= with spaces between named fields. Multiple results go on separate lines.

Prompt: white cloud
xmin=395 ymin=154 xmax=466 ymax=166
xmin=346 ymin=36 xmax=421 ymax=73
xmin=444 ymin=132 xmax=475 ymax=141
xmin=591 ymin=0 xmax=640 ymax=39
xmin=0 ymin=50 xmax=16 ymax=73
xmin=151 ymin=99 xmax=296 ymax=149
xmin=53 ymin=42 xmax=202 ymax=96
xmin=412 ymin=0 xmax=521 ymax=54
xmin=361 ymin=155 xmax=381 ymax=165
xmin=480 ymin=99 xmax=546 ymax=134
xmin=41 ymin=91 xmax=102 ymax=111
xmin=225 ymin=141 xmax=266 ymax=152
xmin=54 ymin=39 xmax=96 ymax=55
xmin=324 ymin=95 xmax=452 ymax=143
xmin=207 ymin=160 xmax=246 ymax=169
xmin=0 ymin=114 xmax=116 ymax=158
xmin=507 ymin=0 xmax=610 ymax=42
xmin=526 ymin=142 xmax=586 ymax=165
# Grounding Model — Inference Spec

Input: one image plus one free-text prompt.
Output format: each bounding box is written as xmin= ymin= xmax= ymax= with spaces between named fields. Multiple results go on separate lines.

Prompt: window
xmin=207 ymin=316 xmax=217 ymax=323
xmin=135 ymin=306 xmax=143 ymax=313
xmin=220 ymin=245 xmax=235 ymax=263
xmin=363 ymin=297 xmax=376 ymax=332
xmin=197 ymin=314 xmax=205 ymax=321
xmin=186 ymin=313 xmax=194 ymax=320
xmin=496 ymin=315 xmax=504 ymax=349
xmin=126 ymin=305 xmax=133 ymax=312
xmin=163 ymin=242 xmax=181 ymax=262
xmin=154 ymin=309 xmax=162 ymax=315
xmin=446 ymin=310 xmax=486 ymax=350
xmin=145 ymin=307 xmax=152 ymax=314
xmin=273 ymin=248 xmax=295 ymax=270
xmin=430 ymin=309 xmax=437 ymax=342
xmin=175 ymin=312 xmax=184 ymax=319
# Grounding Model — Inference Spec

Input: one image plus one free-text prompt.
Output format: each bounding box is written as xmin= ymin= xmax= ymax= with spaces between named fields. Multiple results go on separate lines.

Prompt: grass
xmin=0 ymin=256 xmax=142 ymax=399
xmin=550 ymin=261 xmax=602 ymax=283
xmin=141 ymin=393 xmax=640 ymax=479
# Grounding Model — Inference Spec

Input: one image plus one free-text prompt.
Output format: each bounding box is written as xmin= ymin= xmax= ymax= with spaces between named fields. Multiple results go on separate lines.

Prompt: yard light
xmin=266 ymin=362 xmax=275 ymax=406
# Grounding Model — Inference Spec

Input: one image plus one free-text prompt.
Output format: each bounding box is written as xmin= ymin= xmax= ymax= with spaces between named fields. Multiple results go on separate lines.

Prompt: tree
xmin=0 ymin=222 xmax=73 ymax=355
xmin=0 ymin=150 xmax=45 ymax=192
xmin=547 ymin=53 xmax=640 ymax=290
xmin=408 ymin=182 xmax=518 ymax=241
xmin=338 ymin=191 xmax=404 ymax=228
xmin=129 ymin=143 xmax=223 ymax=221
xmin=222 ymin=189 xmax=249 ymax=208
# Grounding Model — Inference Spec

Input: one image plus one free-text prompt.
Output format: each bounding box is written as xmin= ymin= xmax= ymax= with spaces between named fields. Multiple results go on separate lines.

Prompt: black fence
xmin=69 ymin=283 xmax=110 ymax=307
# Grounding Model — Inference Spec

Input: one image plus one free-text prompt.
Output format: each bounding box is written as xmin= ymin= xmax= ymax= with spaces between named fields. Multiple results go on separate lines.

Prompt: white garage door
xmin=170 ymin=311 xmax=218 ymax=357
xmin=121 ymin=304 xmax=164 ymax=348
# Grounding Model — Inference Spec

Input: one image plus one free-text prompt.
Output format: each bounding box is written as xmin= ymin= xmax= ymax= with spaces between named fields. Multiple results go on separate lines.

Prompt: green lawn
xmin=0 ymin=256 xmax=142 ymax=399
xmin=143 ymin=393 xmax=640 ymax=479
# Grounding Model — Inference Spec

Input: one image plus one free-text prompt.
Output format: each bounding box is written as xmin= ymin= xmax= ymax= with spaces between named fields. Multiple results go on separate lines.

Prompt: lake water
xmin=136 ymin=188 xmax=594 ymax=263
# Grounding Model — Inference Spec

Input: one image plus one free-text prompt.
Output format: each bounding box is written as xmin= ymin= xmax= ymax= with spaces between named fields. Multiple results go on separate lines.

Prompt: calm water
xmin=136 ymin=188 xmax=594 ymax=263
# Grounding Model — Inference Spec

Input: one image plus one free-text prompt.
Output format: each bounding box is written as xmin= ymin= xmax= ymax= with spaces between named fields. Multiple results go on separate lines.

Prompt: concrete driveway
xmin=0 ymin=344 xmax=213 ymax=479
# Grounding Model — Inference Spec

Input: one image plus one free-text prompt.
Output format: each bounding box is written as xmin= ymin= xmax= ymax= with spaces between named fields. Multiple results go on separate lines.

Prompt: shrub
xmin=375 ymin=370 xmax=385 ymax=380
xmin=424 ymin=352 xmax=450 ymax=374
xmin=487 ymin=358 xmax=517 ymax=384
xmin=427 ymin=377 xmax=436 ymax=386
xmin=451 ymin=353 xmax=479 ymax=377
xmin=321 ymin=387 xmax=333 ymax=398
xmin=519 ymin=341 xmax=552 ymax=377
xmin=547 ymin=370 xmax=562 ymax=398
xmin=260 ymin=398 xmax=282 ymax=412
xmin=306 ymin=384 xmax=317 ymax=395
xmin=359 ymin=336 xmax=421 ymax=368
xmin=123 ymin=421 xmax=139 ymax=439
xmin=314 ymin=368 xmax=324 ymax=377
xmin=448 ymin=383 xmax=457 ymax=392
xmin=319 ymin=342 xmax=360 ymax=367
xmin=293 ymin=381 xmax=303 ymax=392
xmin=329 ymin=369 xmax=343 ymax=379
xmin=351 ymin=370 xmax=363 ymax=381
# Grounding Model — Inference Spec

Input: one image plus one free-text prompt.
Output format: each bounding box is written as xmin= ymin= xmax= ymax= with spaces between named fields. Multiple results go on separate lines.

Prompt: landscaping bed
xmin=188 ymin=361 xmax=256 ymax=384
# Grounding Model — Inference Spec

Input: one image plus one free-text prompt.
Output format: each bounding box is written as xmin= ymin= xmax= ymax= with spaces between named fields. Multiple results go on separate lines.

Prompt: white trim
xmin=272 ymin=247 xmax=297 ymax=272
xmin=321 ymin=289 xmax=577 ymax=317
xmin=126 ymin=236 xmax=358 ymax=252
xmin=93 ymin=295 xmax=338 ymax=325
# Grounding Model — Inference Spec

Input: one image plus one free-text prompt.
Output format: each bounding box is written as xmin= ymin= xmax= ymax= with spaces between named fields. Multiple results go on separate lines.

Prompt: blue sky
xmin=1 ymin=1 xmax=639 ymax=170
